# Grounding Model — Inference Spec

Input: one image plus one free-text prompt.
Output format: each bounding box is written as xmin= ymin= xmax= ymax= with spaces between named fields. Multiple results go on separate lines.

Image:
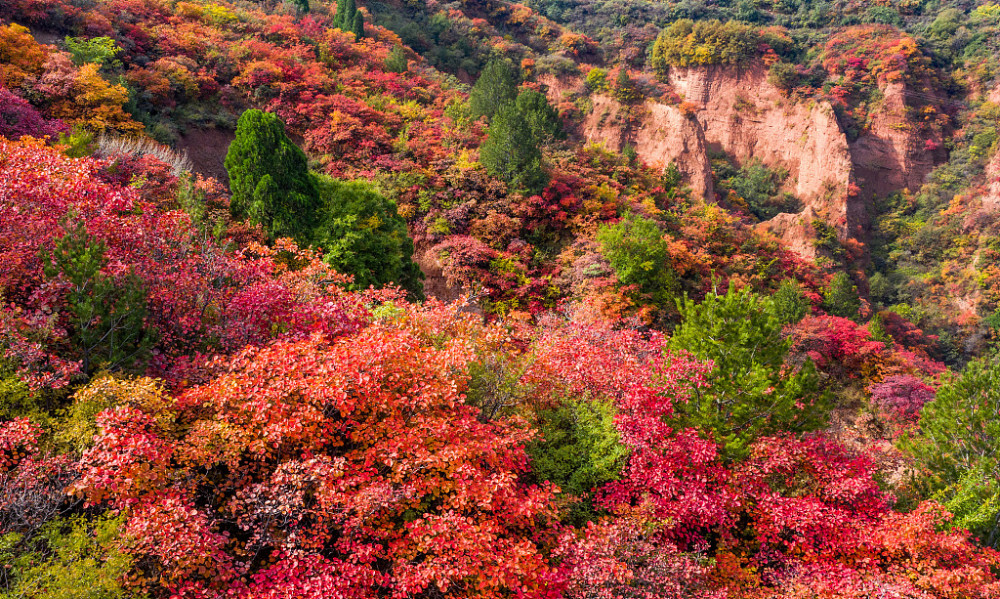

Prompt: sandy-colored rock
xmin=850 ymin=81 xmax=944 ymax=200
xmin=668 ymin=62 xmax=857 ymax=242
xmin=539 ymin=74 xmax=714 ymax=200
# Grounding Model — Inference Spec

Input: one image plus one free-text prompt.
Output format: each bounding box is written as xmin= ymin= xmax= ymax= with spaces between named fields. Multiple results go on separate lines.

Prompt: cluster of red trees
xmin=1 ymin=138 xmax=998 ymax=597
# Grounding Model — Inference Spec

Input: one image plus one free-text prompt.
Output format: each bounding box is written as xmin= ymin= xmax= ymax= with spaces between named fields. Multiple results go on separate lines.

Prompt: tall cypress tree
xmin=224 ymin=109 xmax=321 ymax=241
xmin=351 ymin=11 xmax=365 ymax=39
xmin=333 ymin=0 xmax=364 ymax=38
xmin=479 ymin=102 xmax=547 ymax=193
xmin=469 ymin=59 xmax=519 ymax=121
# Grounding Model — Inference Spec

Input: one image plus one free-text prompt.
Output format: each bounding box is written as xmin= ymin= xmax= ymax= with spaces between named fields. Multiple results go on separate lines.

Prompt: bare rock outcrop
xmin=850 ymin=80 xmax=946 ymax=200
xmin=539 ymin=75 xmax=714 ymax=199
xmin=667 ymin=62 xmax=857 ymax=248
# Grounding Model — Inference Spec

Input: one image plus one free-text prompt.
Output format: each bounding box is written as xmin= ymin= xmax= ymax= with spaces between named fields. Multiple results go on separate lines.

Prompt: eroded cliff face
xmin=850 ymin=80 xmax=947 ymax=201
xmin=667 ymin=62 xmax=857 ymax=256
xmin=539 ymin=75 xmax=714 ymax=199
xmin=542 ymin=61 xmax=949 ymax=261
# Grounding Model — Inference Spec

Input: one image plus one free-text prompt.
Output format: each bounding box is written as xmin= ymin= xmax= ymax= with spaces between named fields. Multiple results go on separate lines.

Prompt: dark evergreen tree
xmin=478 ymin=102 xmax=547 ymax=193
xmin=514 ymin=89 xmax=563 ymax=143
xmin=333 ymin=0 xmax=363 ymax=38
xmin=773 ymin=278 xmax=810 ymax=324
xmin=469 ymin=59 xmax=519 ymax=121
xmin=289 ymin=0 xmax=309 ymax=14
xmin=351 ymin=11 xmax=365 ymax=39
xmin=224 ymin=109 xmax=321 ymax=241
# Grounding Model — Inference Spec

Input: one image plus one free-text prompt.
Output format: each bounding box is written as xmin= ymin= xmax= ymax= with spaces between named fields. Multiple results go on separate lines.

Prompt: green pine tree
xmin=772 ymin=278 xmax=810 ymax=324
xmin=667 ymin=284 xmax=825 ymax=459
xmin=289 ymin=0 xmax=309 ymax=14
xmin=469 ymin=59 xmax=519 ymax=121
xmin=43 ymin=222 xmax=156 ymax=377
xmin=514 ymin=89 xmax=564 ymax=143
xmin=224 ymin=109 xmax=321 ymax=241
xmin=478 ymin=102 xmax=547 ymax=193
xmin=351 ymin=11 xmax=365 ymax=39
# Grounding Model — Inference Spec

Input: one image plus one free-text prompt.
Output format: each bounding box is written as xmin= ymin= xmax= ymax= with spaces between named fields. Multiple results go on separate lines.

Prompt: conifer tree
xmin=333 ymin=0 xmax=363 ymax=38
xmin=668 ymin=285 xmax=824 ymax=459
xmin=224 ymin=109 xmax=320 ymax=241
xmin=469 ymin=59 xmax=519 ymax=121
xmin=479 ymin=102 xmax=547 ymax=193
xmin=515 ymin=89 xmax=563 ymax=143
xmin=352 ymin=11 xmax=365 ymax=39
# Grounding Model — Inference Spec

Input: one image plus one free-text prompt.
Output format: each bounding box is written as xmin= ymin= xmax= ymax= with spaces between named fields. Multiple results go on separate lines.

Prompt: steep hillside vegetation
xmin=3 ymin=0 xmax=1000 ymax=597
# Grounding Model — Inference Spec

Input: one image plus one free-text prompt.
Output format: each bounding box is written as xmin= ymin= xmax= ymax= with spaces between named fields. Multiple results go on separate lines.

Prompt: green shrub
xmin=312 ymin=175 xmax=424 ymax=299
xmin=1 ymin=515 xmax=136 ymax=599
xmin=527 ymin=398 xmax=628 ymax=524
xmin=596 ymin=212 xmax=677 ymax=311
xmin=650 ymin=19 xmax=761 ymax=75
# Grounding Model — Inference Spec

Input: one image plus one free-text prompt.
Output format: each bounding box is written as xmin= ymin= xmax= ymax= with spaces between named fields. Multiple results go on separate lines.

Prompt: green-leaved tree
xmin=667 ymin=285 xmax=824 ymax=459
xmin=596 ymin=212 xmax=677 ymax=311
xmin=224 ymin=109 xmax=321 ymax=241
xmin=312 ymin=175 xmax=424 ymax=299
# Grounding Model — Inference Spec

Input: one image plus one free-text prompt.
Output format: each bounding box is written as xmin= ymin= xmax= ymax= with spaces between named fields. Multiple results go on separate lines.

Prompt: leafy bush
xmin=721 ymin=159 xmax=801 ymax=220
xmin=1 ymin=515 xmax=135 ymax=599
xmin=650 ymin=19 xmax=761 ymax=75
xmin=528 ymin=398 xmax=628 ymax=524
xmin=596 ymin=212 xmax=677 ymax=311
xmin=312 ymin=176 xmax=424 ymax=299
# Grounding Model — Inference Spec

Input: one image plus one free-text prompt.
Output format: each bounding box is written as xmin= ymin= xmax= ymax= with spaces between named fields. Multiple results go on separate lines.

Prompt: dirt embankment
xmin=177 ymin=128 xmax=235 ymax=187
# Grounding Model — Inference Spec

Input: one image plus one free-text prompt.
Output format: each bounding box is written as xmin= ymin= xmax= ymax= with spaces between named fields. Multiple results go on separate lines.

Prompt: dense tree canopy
xmin=224 ymin=109 xmax=321 ymax=241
